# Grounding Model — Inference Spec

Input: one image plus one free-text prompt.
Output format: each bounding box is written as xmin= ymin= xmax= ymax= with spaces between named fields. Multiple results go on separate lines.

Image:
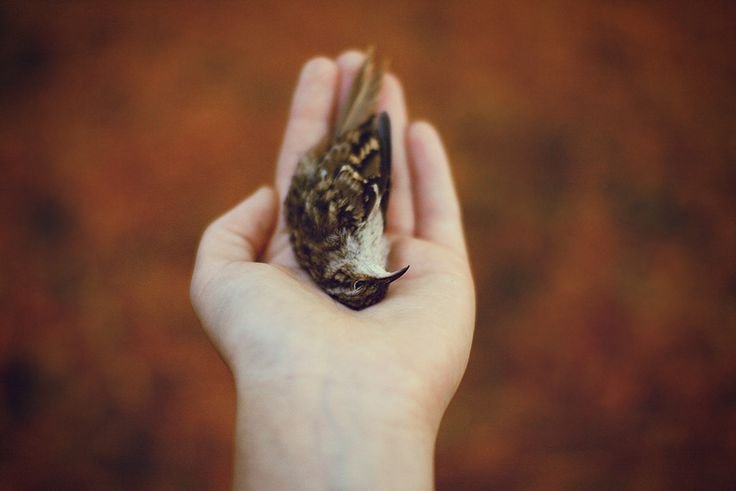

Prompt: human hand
xmin=191 ymin=51 xmax=475 ymax=490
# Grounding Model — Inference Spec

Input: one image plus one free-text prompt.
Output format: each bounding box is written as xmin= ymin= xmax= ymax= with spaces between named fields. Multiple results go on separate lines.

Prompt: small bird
xmin=285 ymin=50 xmax=409 ymax=310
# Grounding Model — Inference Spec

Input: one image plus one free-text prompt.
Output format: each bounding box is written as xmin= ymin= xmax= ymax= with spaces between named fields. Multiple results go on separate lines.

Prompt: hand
xmin=191 ymin=51 xmax=475 ymax=490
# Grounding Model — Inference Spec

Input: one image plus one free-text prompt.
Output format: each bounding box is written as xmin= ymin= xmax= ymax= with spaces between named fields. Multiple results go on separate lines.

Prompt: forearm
xmin=233 ymin=376 xmax=437 ymax=491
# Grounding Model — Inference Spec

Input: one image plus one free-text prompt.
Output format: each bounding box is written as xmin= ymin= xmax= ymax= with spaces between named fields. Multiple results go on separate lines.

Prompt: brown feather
xmin=334 ymin=47 xmax=385 ymax=139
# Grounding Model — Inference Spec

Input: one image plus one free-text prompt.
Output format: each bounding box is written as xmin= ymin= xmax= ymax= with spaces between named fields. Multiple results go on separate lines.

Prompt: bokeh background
xmin=2 ymin=1 xmax=735 ymax=489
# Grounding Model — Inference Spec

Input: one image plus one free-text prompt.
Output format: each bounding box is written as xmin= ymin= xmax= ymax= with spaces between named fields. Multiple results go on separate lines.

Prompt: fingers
xmin=408 ymin=122 xmax=467 ymax=257
xmin=275 ymin=57 xmax=339 ymax=199
xmin=195 ymin=186 xmax=278 ymax=272
xmin=378 ymin=74 xmax=414 ymax=235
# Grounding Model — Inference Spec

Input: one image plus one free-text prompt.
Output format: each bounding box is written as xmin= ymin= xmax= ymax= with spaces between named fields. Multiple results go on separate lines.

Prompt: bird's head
xmin=325 ymin=265 xmax=409 ymax=310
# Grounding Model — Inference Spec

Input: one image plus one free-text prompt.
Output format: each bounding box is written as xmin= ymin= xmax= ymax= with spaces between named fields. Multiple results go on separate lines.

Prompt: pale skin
xmin=191 ymin=51 xmax=475 ymax=490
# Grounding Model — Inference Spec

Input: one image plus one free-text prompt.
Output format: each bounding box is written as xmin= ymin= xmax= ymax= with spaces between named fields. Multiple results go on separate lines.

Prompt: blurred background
xmin=2 ymin=1 xmax=735 ymax=489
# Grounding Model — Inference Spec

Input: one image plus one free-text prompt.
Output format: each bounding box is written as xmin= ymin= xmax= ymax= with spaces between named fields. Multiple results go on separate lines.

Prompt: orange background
xmin=2 ymin=1 xmax=735 ymax=489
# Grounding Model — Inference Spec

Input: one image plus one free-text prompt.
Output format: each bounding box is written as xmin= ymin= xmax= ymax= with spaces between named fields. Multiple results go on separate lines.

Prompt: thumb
xmin=194 ymin=186 xmax=278 ymax=272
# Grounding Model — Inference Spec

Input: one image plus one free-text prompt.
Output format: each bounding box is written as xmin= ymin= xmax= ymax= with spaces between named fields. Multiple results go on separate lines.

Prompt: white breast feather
xmin=335 ymin=195 xmax=389 ymax=278
xmin=347 ymin=204 xmax=389 ymax=276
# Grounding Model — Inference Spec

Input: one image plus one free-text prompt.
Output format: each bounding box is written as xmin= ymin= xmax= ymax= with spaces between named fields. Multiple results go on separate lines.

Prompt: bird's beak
xmin=377 ymin=265 xmax=410 ymax=284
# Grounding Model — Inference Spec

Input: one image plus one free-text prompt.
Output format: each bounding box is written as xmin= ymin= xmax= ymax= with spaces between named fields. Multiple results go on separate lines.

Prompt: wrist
xmin=233 ymin=371 xmax=438 ymax=490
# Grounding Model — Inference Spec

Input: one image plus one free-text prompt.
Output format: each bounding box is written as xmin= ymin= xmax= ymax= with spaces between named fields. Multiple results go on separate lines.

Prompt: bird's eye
xmin=353 ymin=280 xmax=366 ymax=290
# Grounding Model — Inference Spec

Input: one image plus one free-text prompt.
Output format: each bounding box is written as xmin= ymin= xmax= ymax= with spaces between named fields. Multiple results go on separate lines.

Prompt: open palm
xmin=191 ymin=51 xmax=475 ymax=429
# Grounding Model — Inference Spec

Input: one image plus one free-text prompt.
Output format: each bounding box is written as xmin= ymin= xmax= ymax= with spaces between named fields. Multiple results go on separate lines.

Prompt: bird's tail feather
xmin=334 ymin=48 xmax=385 ymax=139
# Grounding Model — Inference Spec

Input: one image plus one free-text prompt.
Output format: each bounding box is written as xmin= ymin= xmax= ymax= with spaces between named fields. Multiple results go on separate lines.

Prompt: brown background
xmin=2 ymin=1 xmax=735 ymax=489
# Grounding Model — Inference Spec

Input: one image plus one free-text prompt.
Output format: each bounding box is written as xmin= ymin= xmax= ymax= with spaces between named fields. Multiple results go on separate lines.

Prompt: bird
xmin=285 ymin=50 xmax=409 ymax=310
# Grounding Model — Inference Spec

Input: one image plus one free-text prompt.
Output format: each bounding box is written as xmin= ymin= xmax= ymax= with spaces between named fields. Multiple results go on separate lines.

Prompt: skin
xmin=190 ymin=51 xmax=475 ymax=491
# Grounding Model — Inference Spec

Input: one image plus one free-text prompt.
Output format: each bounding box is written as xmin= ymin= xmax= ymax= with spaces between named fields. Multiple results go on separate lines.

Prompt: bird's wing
xmin=324 ymin=112 xmax=392 ymax=227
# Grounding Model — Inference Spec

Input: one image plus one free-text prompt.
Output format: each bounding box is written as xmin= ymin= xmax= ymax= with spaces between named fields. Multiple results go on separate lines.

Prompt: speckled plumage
xmin=285 ymin=51 xmax=409 ymax=309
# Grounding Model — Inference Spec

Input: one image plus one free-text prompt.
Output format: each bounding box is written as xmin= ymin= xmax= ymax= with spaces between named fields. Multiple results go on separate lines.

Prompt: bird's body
xmin=285 ymin=52 xmax=408 ymax=309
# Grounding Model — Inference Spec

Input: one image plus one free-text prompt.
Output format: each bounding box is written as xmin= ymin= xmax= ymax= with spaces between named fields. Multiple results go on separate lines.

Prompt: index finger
xmin=275 ymin=57 xmax=339 ymax=198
